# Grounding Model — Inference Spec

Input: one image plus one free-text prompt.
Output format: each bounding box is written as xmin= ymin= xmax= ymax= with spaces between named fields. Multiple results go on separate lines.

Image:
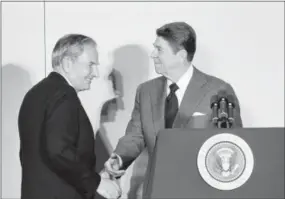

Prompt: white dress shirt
xmin=113 ymin=65 xmax=194 ymax=169
xmin=55 ymin=71 xmax=74 ymax=88
xmin=62 ymin=75 xmax=73 ymax=87
xmin=167 ymin=64 xmax=194 ymax=106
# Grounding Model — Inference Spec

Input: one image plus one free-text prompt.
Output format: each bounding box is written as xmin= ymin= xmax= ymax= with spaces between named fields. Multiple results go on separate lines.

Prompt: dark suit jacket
xmin=18 ymin=72 xmax=101 ymax=199
xmin=114 ymin=66 xmax=243 ymax=170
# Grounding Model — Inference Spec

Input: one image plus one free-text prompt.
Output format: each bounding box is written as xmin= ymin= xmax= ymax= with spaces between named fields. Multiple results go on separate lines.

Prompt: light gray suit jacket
xmin=114 ymin=67 xmax=242 ymax=170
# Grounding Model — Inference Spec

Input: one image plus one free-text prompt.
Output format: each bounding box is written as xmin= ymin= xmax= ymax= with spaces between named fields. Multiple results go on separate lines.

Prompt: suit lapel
xmin=150 ymin=76 xmax=167 ymax=134
xmin=173 ymin=67 xmax=208 ymax=128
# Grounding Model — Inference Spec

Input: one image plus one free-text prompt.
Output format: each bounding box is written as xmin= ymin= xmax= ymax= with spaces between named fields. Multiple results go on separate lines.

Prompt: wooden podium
xmin=143 ymin=128 xmax=284 ymax=198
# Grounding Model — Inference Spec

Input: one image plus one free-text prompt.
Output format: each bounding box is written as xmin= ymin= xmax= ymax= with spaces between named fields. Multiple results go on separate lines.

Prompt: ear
xmin=177 ymin=49 xmax=187 ymax=61
xmin=61 ymin=57 xmax=73 ymax=73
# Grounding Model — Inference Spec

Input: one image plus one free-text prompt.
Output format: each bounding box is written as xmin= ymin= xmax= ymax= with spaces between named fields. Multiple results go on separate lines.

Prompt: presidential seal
xmin=197 ymin=133 xmax=254 ymax=190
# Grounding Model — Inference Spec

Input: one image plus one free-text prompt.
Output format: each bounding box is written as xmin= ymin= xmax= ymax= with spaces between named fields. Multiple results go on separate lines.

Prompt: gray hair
xmin=52 ymin=34 xmax=96 ymax=68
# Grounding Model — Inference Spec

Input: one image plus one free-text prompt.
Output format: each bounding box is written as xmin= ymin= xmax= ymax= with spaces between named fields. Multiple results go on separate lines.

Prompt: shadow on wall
xmin=94 ymin=68 xmax=124 ymax=199
xmin=111 ymin=44 xmax=150 ymax=96
xmin=95 ymin=44 xmax=150 ymax=199
xmin=113 ymin=45 xmax=150 ymax=199
xmin=1 ymin=64 xmax=32 ymax=198
xmin=95 ymin=68 xmax=124 ymax=174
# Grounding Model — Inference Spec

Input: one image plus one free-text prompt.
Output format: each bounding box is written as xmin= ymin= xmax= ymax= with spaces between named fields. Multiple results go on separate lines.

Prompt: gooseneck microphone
xmin=210 ymin=91 xmax=236 ymax=128
xmin=217 ymin=90 xmax=231 ymax=128
xmin=210 ymin=95 xmax=219 ymax=124
xmin=217 ymin=90 xmax=228 ymax=119
xmin=227 ymin=94 xmax=235 ymax=124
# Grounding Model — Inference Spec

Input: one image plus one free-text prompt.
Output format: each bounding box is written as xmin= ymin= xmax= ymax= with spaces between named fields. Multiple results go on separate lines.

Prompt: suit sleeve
xmin=225 ymin=83 xmax=243 ymax=127
xmin=114 ymin=85 xmax=146 ymax=170
xmin=40 ymin=92 xmax=101 ymax=198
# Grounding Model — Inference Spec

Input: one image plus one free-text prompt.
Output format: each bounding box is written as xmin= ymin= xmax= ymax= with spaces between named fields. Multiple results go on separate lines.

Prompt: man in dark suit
xmin=18 ymin=34 xmax=121 ymax=199
xmin=102 ymin=22 xmax=243 ymax=197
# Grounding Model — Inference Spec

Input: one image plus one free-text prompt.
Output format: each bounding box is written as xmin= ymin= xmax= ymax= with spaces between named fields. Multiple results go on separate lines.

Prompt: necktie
xmin=165 ymin=83 xmax=179 ymax=128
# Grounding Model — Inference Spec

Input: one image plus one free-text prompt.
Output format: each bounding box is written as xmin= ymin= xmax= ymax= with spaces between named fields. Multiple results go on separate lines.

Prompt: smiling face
xmin=151 ymin=36 xmax=181 ymax=77
xmin=64 ymin=43 xmax=99 ymax=92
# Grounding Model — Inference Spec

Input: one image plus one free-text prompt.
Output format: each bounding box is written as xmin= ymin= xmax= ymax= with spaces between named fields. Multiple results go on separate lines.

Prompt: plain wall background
xmin=1 ymin=2 xmax=45 ymax=198
xmin=1 ymin=2 xmax=284 ymax=198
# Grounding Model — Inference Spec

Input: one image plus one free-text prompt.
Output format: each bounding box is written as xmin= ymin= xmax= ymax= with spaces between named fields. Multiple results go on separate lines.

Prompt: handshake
xmin=97 ymin=153 xmax=126 ymax=199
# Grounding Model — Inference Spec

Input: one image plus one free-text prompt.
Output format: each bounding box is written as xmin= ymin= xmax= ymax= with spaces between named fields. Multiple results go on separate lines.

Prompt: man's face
xmin=66 ymin=43 xmax=99 ymax=92
xmin=151 ymin=36 xmax=180 ymax=76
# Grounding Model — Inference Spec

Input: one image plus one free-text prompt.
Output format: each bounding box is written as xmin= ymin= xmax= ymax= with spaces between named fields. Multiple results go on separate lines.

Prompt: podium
xmin=143 ymin=128 xmax=284 ymax=198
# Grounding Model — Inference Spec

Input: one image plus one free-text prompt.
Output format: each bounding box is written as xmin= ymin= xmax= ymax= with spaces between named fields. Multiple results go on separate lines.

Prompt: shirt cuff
xmin=113 ymin=153 xmax=123 ymax=169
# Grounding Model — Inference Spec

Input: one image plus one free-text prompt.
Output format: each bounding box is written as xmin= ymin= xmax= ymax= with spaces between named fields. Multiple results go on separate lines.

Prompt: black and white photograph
xmin=1 ymin=1 xmax=284 ymax=199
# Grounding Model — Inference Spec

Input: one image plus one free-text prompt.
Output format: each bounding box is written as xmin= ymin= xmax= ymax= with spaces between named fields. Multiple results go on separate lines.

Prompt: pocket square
xmin=192 ymin=112 xmax=206 ymax=116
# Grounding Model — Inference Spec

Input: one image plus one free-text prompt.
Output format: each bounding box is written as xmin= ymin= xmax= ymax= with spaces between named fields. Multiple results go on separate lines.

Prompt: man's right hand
xmin=97 ymin=178 xmax=121 ymax=199
xmin=104 ymin=153 xmax=125 ymax=178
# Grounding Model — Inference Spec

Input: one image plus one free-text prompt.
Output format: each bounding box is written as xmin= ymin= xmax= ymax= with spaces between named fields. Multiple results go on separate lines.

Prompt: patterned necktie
xmin=165 ymin=83 xmax=179 ymax=128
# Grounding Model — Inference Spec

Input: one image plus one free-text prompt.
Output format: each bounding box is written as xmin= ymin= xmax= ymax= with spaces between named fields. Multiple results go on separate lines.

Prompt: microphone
xmin=227 ymin=94 xmax=235 ymax=124
xmin=210 ymin=95 xmax=219 ymax=124
xmin=217 ymin=90 xmax=228 ymax=119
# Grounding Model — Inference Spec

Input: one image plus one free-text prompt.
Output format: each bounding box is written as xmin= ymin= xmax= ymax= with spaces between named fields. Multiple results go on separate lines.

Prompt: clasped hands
xmin=97 ymin=153 xmax=125 ymax=199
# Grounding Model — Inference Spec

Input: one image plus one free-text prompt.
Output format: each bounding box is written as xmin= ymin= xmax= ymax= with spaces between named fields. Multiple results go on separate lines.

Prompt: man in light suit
xmin=103 ymin=22 xmax=243 ymax=197
xmin=18 ymin=34 xmax=121 ymax=199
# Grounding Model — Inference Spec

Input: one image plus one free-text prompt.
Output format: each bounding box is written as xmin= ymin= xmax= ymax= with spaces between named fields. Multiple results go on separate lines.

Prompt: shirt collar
xmin=64 ymin=76 xmax=73 ymax=87
xmin=54 ymin=71 xmax=73 ymax=87
xmin=167 ymin=63 xmax=194 ymax=91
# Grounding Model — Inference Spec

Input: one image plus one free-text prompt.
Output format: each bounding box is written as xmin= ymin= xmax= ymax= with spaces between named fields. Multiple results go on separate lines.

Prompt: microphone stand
xmin=211 ymin=92 xmax=234 ymax=129
xmin=216 ymin=93 xmax=233 ymax=129
xmin=217 ymin=117 xmax=231 ymax=128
